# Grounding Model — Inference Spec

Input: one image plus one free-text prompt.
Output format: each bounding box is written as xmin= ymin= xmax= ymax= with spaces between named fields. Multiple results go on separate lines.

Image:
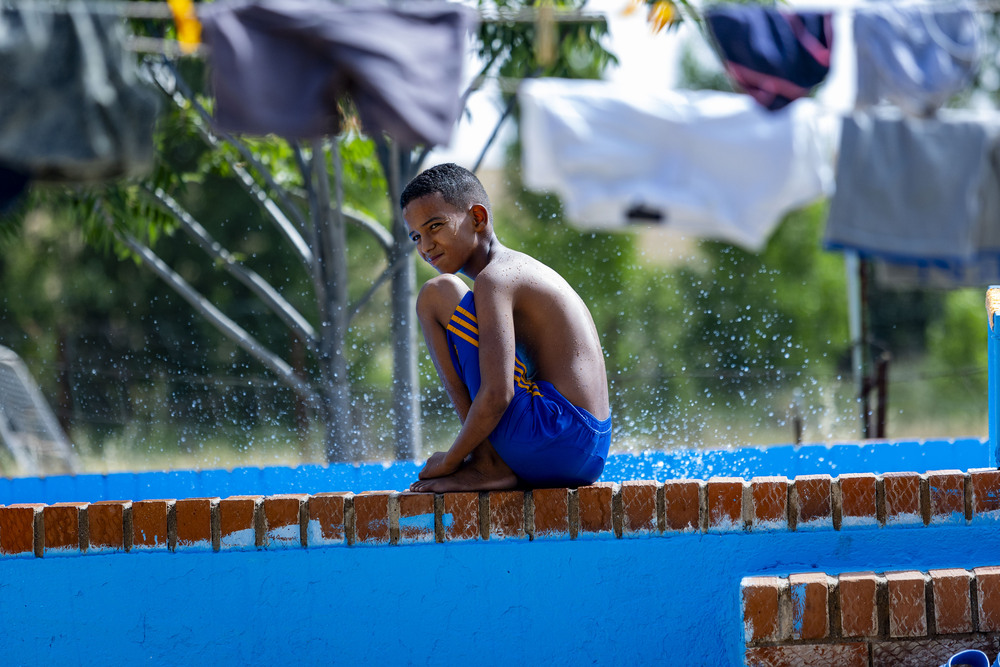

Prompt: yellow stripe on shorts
xmin=447 ymin=323 xmax=478 ymax=347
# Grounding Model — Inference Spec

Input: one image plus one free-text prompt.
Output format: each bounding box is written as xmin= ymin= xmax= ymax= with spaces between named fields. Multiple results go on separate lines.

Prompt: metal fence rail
xmin=0 ymin=345 xmax=79 ymax=475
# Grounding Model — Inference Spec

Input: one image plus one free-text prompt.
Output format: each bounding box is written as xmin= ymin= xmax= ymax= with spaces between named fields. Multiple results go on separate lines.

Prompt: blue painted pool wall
xmin=4 ymin=521 xmax=1000 ymax=665
xmin=0 ymin=438 xmax=989 ymax=505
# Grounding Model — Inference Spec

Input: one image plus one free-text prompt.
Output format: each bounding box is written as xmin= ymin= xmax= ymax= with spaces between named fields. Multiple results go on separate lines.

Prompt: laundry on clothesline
xmin=705 ymin=6 xmax=833 ymax=112
xmin=872 ymin=256 xmax=1000 ymax=289
xmin=0 ymin=3 xmax=160 ymax=184
xmin=704 ymin=3 xmax=981 ymax=117
xmin=0 ymin=164 xmax=31 ymax=215
xmin=518 ymin=78 xmax=836 ymax=251
xmin=853 ymin=4 xmax=981 ymax=117
xmin=824 ymin=110 xmax=1000 ymax=286
xmin=199 ymin=0 xmax=477 ymax=146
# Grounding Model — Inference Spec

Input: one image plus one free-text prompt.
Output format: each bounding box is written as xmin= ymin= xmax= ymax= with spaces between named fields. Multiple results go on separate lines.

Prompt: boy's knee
xmin=417 ymin=274 xmax=468 ymax=320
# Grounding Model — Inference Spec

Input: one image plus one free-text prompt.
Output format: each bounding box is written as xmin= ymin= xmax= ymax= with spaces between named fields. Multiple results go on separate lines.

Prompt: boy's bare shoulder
xmin=480 ymin=248 xmax=552 ymax=283
xmin=474 ymin=249 xmax=538 ymax=290
xmin=475 ymin=248 xmax=577 ymax=316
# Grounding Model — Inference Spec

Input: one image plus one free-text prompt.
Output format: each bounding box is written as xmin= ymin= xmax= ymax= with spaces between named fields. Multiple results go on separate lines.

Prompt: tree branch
xmin=342 ymin=206 xmax=393 ymax=252
xmin=283 ymin=179 xmax=394 ymax=254
xmin=103 ymin=219 xmax=322 ymax=412
xmin=155 ymin=59 xmax=311 ymax=235
xmin=145 ymin=60 xmax=315 ymax=268
xmin=292 ymin=142 xmax=332 ymax=334
xmin=140 ymin=184 xmax=319 ymax=349
xmin=348 ymin=247 xmax=415 ymax=323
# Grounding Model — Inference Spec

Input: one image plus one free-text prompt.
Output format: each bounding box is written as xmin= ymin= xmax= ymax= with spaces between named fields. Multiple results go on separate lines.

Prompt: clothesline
xmin=767 ymin=0 xmax=1000 ymax=12
xmin=9 ymin=0 xmax=1000 ymax=31
xmin=128 ymin=34 xmax=203 ymax=55
xmin=4 ymin=0 xmax=608 ymax=23
xmin=7 ymin=0 xmax=607 ymax=55
xmin=12 ymin=0 xmax=1000 ymax=57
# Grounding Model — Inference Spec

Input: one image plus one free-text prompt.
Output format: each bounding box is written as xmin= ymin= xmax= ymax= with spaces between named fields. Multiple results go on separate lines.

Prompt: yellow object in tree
xmin=646 ymin=1 xmax=677 ymax=33
xmin=168 ymin=0 xmax=202 ymax=54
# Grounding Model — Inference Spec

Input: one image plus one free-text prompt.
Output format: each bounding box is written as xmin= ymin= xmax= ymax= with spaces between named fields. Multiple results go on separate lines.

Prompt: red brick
xmin=974 ymin=566 xmax=1000 ymax=631
xmin=175 ymin=497 xmax=218 ymax=550
xmin=883 ymin=472 xmax=922 ymax=525
xmin=838 ymin=571 xmax=878 ymax=638
xmin=929 ymin=568 xmax=973 ymax=634
xmin=789 ymin=572 xmax=830 ymax=640
xmin=578 ymin=483 xmax=614 ymax=535
xmin=751 ymin=476 xmax=788 ymax=527
xmin=886 ymin=570 xmax=928 ymax=638
xmin=88 ymin=501 xmax=130 ymax=553
xmin=531 ymin=488 xmax=569 ymax=538
xmin=0 ymin=504 xmax=43 ymax=557
xmin=839 ymin=474 xmax=878 ymax=527
xmin=742 ymin=576 xmax=785 ymax=643
xmin=353 ymin=491 xmax=392 ymax=545
xmin=220 ymin=495 xmax=261 ymax=550
xmin=307 ymin=492 xmax=349 ymax=546
xmin=663 ymin=479 xmax=701 ymax=532
xmin=871 ymin=637 xmax=1000 ymax=667
xmin=263 ymin=494 xmax=307 ymax=549
xmin=397 ymin=492 xmax=435 ymax=543
xmin=442 ymin=492 xmax=480 ymax=541
xmin=132 ymin=500 xmax=172 ymax=550
xmin=43 ymin=502 xmax=87 ymax=554
xmin=745 ymin=643 xmax=867 ymax=667
xmin=926 ymin=470 xmax=965 ymax=523
xmin=707 ymin=477 xmax=744 ymax=531
xmin=488 ymin=490 xmax=525 ymax=539
xmin=795 ymin=475 xmax=832 ymax=528
xmin=620 ymin=480 xmax=657 ymax=535
xmin=970 ymin=469 xmax=1000 ymax=516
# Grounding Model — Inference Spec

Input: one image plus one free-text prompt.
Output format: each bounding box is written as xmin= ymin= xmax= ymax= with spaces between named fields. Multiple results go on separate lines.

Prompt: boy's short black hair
xmin=400 ymin=162 xmax=491 ymax=216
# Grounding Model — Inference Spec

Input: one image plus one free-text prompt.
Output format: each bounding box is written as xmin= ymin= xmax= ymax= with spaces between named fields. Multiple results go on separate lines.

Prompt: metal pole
xmin=845 ymin=251 xmax=865 ymax=439
xmin=987 ymin=286 xmax=1000 ymax=468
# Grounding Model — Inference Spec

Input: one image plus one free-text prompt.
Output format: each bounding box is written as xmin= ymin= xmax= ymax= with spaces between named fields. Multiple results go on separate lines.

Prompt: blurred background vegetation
xmin=0 ymin=0 xmax=990 ymax=474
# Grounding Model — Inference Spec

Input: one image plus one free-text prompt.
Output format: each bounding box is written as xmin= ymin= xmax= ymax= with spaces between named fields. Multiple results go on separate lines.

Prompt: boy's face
xmin=403 ymin=192 xmax=483 ymax=274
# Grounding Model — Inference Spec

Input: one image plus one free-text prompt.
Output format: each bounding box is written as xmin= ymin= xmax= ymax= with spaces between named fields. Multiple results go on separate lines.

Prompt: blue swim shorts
xmin=446 ymin=290 xmax=612 ymax=487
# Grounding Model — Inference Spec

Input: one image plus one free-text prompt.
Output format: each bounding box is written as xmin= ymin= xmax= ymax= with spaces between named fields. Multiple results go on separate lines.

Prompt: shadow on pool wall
xmin=2 ymin=437 xmax=1000 ymax=666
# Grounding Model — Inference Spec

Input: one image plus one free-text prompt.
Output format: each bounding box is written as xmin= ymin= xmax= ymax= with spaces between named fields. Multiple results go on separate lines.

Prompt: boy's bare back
xmin=475 ymin=248 xmax=610 ymax=421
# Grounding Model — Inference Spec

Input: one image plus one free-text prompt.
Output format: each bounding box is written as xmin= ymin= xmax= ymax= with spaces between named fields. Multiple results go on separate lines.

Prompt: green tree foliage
xmin=0 ymin=0 xmax=622 ymax=467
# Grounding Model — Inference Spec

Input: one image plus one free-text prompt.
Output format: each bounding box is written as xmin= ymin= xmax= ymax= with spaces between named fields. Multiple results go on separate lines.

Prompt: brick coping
xmin=742 ymin=567 xmax=1000 ymax=666
xmin=1 ymin=468 xmax=999 ymax=557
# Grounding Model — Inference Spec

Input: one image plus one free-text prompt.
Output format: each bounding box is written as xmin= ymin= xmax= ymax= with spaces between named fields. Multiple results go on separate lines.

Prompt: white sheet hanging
xmin=825 ymin=109 xmax=1000 ymax=288
xmin=853 ymin=4 xmax=981 ymax=117
xmin=518 ymin=78 xmax=836 ymax=251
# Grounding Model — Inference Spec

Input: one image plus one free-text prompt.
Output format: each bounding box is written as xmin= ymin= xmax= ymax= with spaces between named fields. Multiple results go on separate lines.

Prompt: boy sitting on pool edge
xmin=401 ymin=163 xmax=612 ymax=492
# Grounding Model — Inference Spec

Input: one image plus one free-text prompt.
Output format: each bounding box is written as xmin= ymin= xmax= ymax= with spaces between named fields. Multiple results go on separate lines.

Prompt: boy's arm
xmin=427 ymin=273 xmax=516 ymax=476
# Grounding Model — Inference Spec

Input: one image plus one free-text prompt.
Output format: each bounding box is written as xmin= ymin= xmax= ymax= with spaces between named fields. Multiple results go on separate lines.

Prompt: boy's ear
xmin=470 ymin=204 xmax=489 ymax=231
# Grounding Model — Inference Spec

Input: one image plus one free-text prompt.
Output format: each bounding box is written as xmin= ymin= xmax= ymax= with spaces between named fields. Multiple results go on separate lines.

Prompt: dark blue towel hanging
xmin=706 ymin=6 xmax=833 ymax=111
xmin=0 ymin=164 xmax=30 ymax=215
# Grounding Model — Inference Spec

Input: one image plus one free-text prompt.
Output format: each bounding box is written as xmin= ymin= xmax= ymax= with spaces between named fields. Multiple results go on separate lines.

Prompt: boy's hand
xmin=418 ymin=451 xmax=460 ymax=479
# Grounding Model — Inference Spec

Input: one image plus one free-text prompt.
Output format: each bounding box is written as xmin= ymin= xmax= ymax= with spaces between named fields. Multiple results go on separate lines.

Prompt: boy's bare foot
xmin=410 ymin=442 xmax=518 ymax=492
